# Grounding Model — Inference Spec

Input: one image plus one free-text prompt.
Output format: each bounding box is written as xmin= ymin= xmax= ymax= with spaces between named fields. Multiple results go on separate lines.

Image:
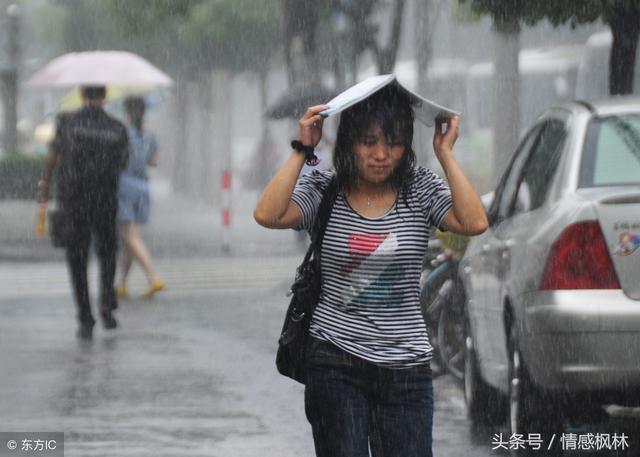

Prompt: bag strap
xmin=61 ymin=112 xmax=76 ymax=156
xmin=301 ymin=175 xmax=338 ymax=265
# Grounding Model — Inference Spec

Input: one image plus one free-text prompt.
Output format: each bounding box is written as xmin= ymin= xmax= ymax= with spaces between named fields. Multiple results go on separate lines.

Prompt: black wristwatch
xmin=291 ymin=140 xmax=320 ymax=166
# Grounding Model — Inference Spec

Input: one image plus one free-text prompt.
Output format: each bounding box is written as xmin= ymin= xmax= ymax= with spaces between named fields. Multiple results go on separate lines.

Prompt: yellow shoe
xmin=115 ymin=285 xmax=129 ymax=298
xmin=143 ymin=279 xmax=165 ymax=298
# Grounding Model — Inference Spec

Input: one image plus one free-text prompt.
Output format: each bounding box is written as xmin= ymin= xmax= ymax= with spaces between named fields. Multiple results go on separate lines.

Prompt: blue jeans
xmin=305 ymin=338 xmax=434 ymax=457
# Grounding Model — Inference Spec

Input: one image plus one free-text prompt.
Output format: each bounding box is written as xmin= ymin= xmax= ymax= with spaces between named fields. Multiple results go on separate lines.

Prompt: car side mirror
xmin=480 ymin=191 xmax=495 ymax=211
xmin=480 ymin=191 xmax=495 ymax=225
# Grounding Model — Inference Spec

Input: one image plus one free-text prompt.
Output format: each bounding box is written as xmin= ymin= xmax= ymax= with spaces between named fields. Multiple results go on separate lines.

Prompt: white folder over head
xmin=320 ymin=74 xmax=460 ymax=127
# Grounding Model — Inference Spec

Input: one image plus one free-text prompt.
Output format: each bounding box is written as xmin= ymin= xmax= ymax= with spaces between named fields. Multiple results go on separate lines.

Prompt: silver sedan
xmin=460 ymin=97 xmax=640 ymax=445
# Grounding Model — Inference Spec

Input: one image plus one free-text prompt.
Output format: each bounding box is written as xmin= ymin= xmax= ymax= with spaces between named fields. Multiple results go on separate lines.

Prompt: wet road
xmin=0 ymin=256 xmax=638 ymax=456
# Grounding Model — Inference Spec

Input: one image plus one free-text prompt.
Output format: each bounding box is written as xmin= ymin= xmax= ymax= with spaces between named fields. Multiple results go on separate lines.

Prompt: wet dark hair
xmin=81 ymin=86 xmax=106 ymax=101
xmin=123 ymin=96 xmax=146 ymax=132
xmin=333 ymin=84 xmax=416 ymax=196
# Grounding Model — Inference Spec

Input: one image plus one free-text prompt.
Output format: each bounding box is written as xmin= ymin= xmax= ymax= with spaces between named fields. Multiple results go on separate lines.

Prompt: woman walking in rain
xmin=254 ymin=83 xmax=487 ymax=456
xmin=115 ymin=96 xmax=164 ymax=298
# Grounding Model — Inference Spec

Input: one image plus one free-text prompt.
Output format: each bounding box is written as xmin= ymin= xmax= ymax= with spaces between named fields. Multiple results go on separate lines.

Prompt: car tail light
xmin=541 ymin=221 xmax=620 ymax=290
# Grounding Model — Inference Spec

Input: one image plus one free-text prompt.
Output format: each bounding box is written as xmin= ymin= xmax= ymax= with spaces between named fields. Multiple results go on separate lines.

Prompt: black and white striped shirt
xmin=291 ymin=166 xmax=453 ymax=368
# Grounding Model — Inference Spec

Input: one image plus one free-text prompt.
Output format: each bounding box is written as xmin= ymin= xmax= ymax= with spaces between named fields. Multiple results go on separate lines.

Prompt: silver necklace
xmin=366 ymin=189 xmax=390 ymax=207
xmin=358 ymin=184 xmax=393 ymax=208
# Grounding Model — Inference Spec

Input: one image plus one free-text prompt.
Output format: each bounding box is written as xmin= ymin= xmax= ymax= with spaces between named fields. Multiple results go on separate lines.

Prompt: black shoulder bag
xmin=276 ymin=176 xmax=338 ymax=384
xmin=48 ymin=113 xmax=75 ymax=248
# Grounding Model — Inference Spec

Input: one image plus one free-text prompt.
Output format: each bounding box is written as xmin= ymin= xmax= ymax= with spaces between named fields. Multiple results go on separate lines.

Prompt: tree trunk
xmin=283 ymin=0 xmax=320 ymax=86
xmin=607 ymin=2 xmax=640 ymax=95
xmin=377 ymin=0 xmax=406 ymax=74
xmin=331 ymin=12 xmax=347 ymax=90
xmin=171 ymin=77 xmax=189 ymax=193
xmin=210 ymin=69 xmax=233 ymax=207
xmin=492 ymin=17 xmax=520 ymax=186
xmin=414 ymin=0 xmax=434 ymax=167
xmin=1 ymin=70 xmax=18 ymax=154
xmin=257 ymin=69 xmax=268 ymax=114
xmin=2 ymin=5 xmax=20 ymax=154
xmin=185 ymin=81 xmax=201 ymax=198
xmin=198 ymin=78 xmax=214 ymax=203
xmin=257 ymin=70 xmax=273 ymax=188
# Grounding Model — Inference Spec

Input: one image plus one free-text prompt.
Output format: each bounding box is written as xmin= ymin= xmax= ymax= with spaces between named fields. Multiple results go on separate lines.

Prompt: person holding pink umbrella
xmin=30 ymin=51 xmax=173 ymax=337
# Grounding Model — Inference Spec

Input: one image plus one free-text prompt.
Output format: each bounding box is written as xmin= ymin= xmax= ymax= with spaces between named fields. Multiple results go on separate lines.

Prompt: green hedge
xmin=0 ymin=153 xmax=44 ymax=199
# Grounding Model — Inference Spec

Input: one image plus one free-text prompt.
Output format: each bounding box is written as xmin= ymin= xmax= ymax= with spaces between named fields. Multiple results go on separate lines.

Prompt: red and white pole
xmin=221 ymin=169 xmax=231 ymax=253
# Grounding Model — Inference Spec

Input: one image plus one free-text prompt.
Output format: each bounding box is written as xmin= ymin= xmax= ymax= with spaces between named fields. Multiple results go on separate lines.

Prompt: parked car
xmin=460 ymin=97 xmax=640 ymax=445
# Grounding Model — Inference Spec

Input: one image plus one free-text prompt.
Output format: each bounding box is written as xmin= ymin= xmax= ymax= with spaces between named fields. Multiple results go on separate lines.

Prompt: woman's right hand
xmin=298 ymin=105 xmax=329 ymax=147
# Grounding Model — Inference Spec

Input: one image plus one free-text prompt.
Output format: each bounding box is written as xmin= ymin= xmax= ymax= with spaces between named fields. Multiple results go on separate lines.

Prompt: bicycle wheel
xmin=437 ymin=279 xmax=466 ymax=381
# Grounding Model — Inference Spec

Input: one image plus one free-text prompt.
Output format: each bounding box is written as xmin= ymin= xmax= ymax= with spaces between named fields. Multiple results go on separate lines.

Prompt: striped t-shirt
xmin=291 ymin=166 xmax=453 ymax=368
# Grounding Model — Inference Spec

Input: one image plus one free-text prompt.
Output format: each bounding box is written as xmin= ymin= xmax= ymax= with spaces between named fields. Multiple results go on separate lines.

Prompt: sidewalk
xmin=0 ymin=174 xmax=304 ymax=262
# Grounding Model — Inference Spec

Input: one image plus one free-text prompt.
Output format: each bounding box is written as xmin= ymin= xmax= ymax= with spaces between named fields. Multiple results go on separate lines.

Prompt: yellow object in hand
xmin=36 ymin=204 xmax=46 ymax=236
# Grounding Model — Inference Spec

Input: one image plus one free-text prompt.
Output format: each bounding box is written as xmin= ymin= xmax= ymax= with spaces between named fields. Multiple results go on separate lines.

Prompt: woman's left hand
xmin=433 ymin=116 xmax=460 ymax=162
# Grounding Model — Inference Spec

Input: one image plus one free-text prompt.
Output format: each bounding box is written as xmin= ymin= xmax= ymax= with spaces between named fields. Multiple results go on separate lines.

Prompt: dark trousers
xmin=63 ymin=196 xmax=118 ymax=327
xmin=305 ymin=338 xmax=434 ymax=457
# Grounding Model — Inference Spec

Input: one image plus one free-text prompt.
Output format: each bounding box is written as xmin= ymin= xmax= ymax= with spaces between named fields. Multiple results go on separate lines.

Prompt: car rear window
xmin=580 ymin=114 xmax=640 ymax=187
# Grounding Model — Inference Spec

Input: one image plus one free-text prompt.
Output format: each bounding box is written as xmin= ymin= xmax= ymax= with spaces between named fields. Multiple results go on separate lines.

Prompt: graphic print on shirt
xmin=338 ymin=232 xmax=405 ymax=308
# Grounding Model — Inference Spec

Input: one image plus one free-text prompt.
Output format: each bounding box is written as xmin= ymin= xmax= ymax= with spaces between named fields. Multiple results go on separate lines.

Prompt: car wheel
xmin=508 ymin=324 xmax=563 ymax=456
xmin=464 ymin=314 xmax=505 ymax=431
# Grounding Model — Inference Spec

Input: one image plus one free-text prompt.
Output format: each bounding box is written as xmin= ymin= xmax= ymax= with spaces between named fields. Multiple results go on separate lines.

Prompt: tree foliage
xmin=333 ymin=0 xmax=406 ymax=74
xmin=96 ymin=0 xmax=196 ymax=75
xmin=464 ymin=0 xmax=636 ymax=28
xmin=53 ymin=0 xmax=282 ymax=80
xmin=461 ymin=0 xmax=640 ymax=94
xmin=186 ymin=0 xmax=281 ymax=74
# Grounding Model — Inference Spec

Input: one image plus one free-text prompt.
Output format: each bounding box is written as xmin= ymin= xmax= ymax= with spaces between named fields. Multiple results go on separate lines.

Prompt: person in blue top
xmin=115 ymin=96 xmax=164 ymax=298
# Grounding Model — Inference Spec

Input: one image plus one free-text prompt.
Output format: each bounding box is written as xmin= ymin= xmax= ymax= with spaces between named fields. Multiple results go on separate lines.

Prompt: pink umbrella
xmin=26 ymin=51 xmax=173 ymax=87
